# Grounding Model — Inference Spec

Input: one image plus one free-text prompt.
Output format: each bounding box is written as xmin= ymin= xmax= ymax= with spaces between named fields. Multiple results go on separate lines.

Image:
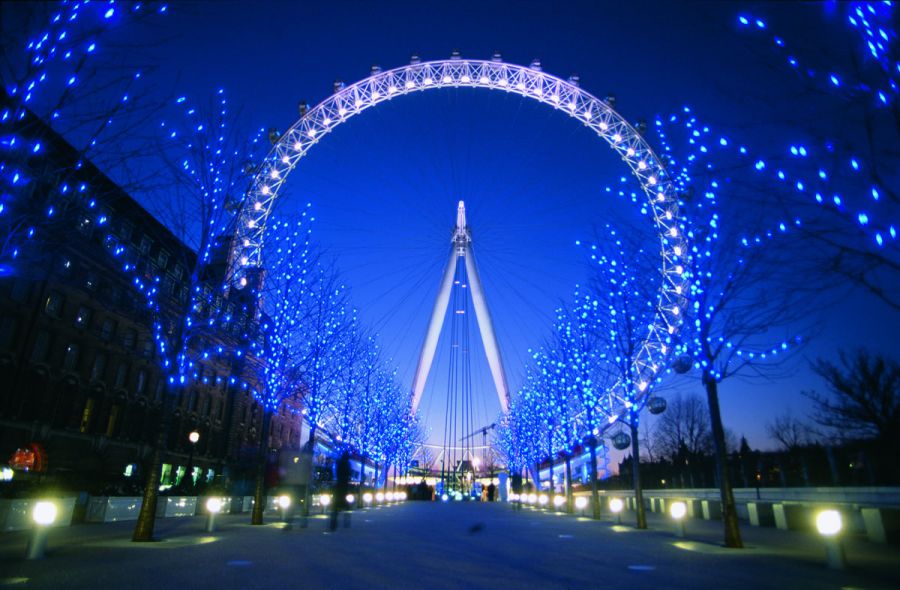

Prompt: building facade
xmin=0 ymin=103 xmax=303 ymax=493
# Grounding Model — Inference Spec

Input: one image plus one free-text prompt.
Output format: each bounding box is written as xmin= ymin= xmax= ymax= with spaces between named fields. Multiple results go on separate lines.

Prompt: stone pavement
xmin=1 ymin=502 xmax=898 ymax=589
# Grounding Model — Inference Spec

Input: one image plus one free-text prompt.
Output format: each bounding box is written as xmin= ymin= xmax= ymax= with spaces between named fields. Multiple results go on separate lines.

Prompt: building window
xmin=44 ymin=291 xmax=64 ymax=318
xmin=114 ymin=363 xmax=129 ymax=389
xmin=122 ymin=328 xmax=137 ymax=350
xmin=142 ymin=339 xmax=154 ymax=359
xmin=139 ymin=236 xmax=152 ymax=255
xmin=10 ymin=280 xmax=30 ymax=303
xmin=154 ymin=379 xmax=165 ymax=403
xmin=100 ymin=318 xmax=116 ymax=341
xmin=30 ymin=331 xmax=51 ymax=363
xmin=79 ymin=398 xmax=95 ymax=433
xmin=62 ymin=343 xmax=80 ymax=372
xmin=172 ymin=264 xmax=184 ymax=280
xmin=201 ymin=395 xmax=211 ymax=417
xmin=0 ymin=316 xmax=16 ymax=350
xmin=119 ymin=222 xmax=133 ymax=243
xmin=218 ymin=399 xmax=225 ymax=420
xmin=90 ymin=353 xmax=107 ymax=381
xmin=60 ymin=257 xmax=73 ymax=275
xmin=74 ymin=305 xmax=92 ymax=328
xmin=187 ymin=390 xmax=198 ymax=412
xmin=78 ymin=216 xmax=92 ymax=236
xmin=157 ymin=250 xmax=169 ymax=269
xmin=84 ymin=272 xmax=98 ymax=291
xmin=136 ymin=370 xmax=147 ymax=395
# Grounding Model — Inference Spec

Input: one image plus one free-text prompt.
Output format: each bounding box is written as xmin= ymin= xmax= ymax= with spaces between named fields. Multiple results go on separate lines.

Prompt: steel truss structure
xmin=233 ymin=56 xmax=689 ymax=429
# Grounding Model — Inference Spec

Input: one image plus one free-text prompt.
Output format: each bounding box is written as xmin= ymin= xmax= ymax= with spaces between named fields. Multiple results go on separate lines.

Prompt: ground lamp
xmin=609 ymin=497 xmax=624 ymax=524
xmin=26 ymin=501 xmax=57 ymax=559
xmin=538 ymin=494 xmax=549 ymax=509
xmin=277 ymin=495 xmax=291 ymax=521
xmin=574 ymin=496 xmax=588 ymax=516
xmin=527 ymin=493 xmax=537 ymax=507
xmin=440 ymin=493 xmax=449 ymax=502
xmin=364 ymin=492 xmax=374 ymax=506
xmin=375 ymin=492 xmax=385 ymax=505
xmin=346 ymin=494 xmax=356 ymax=507
xmin=553 ymin=495 xmax=566 ymax=512
xmin=815 ymin=510 xmax=845 ymax=570
xmin=319 ymin=494 xmax=331 ymax=513
xmin=385 ymin=492 xmax=395 ymax=503
xmin=669 ymin=501 xmax=687 ymax=537
xmin=205 ymin=497 xmax=222 ymax=532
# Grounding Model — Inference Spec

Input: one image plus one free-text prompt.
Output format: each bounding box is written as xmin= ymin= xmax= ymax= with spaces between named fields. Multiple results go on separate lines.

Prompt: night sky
xmin=55 ymin=1 xmax=900 ymax=451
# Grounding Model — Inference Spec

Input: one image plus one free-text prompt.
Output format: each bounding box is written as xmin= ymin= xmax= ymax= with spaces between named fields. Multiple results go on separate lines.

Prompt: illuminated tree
xmin=736 ymin=5 xmax=899 ymax=309
xmin=247 ymin=212 xmax=314 ymax=525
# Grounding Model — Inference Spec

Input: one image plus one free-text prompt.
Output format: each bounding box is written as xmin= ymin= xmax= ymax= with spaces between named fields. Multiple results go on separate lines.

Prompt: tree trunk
xmin=704 ymin=377 xmax=743 ymax=548
xmin=132 ymin=392 xmax=175 ymax=542
xmin=630 ymin=421 xmax=647 ymax=529
xmin=251 ymin=411 xmax=273 ymax=525
xmin=588 ymin=441 xmax=600 ymax=519
xmin=302 ymin=424 xmax=317 ymax=517
xmin=564 ymin=453 xmax=573 ymax=513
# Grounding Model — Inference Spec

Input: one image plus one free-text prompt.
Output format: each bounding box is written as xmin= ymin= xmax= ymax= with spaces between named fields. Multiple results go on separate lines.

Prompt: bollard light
xmin=441 ymin=493 xmax=449 ymax=502
xmin=527 ymin=493 xmax=538 ymax=505
xmin=32 ymin=502 xmax=57 ymax=526
xmin=363 ymin=492 xmax=374 ymax=506
xmin=509 ymin=493 xmax=519 ymax=502
xmin=538 ymin=494 xmax=549 ymax=508
xmin=816 ymin=509 xmax=845 ymax=570
xmin=346 ymin=494 xmax=356 ymax=505
xmin=375 ymin=492 xmax=385 ymax=504
xmin=277 ymin=495 xmax=291 ymax=509
xmin=27 ymin=501 xmax=57 ymax=560
xmin=319 ymin=494 xmax=331 ymax=508
xmin=816 ymin=510 xmax=842 ymax=536
xmin=553 ymin=495 xmax=566 ymax=510
xmin=205 ymin=497 xmax=222 ymax=533
xmin=397 ymin=492 xmax=407 ymax=501
xmin=670 ymin=501 xmax=687 ymax=537
xmin=385 ymin=492 xmax=395 ymax=502
xmin=609 ymin=497 xmax=624 ymax=524
xmin=575 ymin=496 xmax=588 ymax=514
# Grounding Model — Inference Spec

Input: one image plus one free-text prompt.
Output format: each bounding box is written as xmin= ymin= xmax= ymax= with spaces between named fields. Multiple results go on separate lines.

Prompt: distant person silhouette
xmin=331 ymin=449 xmax=352 ymax=531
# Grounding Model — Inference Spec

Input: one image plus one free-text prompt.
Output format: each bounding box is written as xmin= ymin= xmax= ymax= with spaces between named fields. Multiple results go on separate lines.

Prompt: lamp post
xmin=205 ymin=497 xmax=222 ymax=533
xmin=670 ymin=501 xmax=687 ymax=538
xmin=816 ymin=509 xmax=845 ymax=570
xmin=609 ymin=497 xmax=624 ymax=525
xmin=186 ymin=430 xmax=200 ymax=489
xmin=26 ymin=501 xmax=57 ymax=559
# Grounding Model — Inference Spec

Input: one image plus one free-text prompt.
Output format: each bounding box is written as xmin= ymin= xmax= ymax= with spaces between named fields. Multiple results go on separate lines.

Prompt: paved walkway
xmin=1 ymin=502 xmax=898 ymax=589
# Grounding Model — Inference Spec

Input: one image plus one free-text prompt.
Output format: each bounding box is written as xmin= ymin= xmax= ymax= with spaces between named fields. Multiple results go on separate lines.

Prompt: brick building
xmin=0 ymin=103 xmax=303 ymax=492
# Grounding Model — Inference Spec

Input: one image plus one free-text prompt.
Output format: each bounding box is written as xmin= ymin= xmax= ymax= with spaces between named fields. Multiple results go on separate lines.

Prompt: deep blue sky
xmin=94 ymin=1 xmax=897 ymax=452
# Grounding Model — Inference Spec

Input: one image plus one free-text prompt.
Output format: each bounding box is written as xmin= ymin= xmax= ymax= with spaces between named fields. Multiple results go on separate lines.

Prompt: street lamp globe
xmin=188 ymin=430 xmax=200 ymax=444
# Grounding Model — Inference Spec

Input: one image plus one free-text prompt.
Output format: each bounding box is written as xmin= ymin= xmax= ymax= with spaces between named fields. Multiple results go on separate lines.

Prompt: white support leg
xmin=410 ymin=248 xmax=458 ymax=413
xmin=465 ymin=246 xmax=510 ymax=413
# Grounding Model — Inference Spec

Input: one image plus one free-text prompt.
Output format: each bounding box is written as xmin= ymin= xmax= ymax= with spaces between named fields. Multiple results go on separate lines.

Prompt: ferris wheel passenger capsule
xmin=530 ymin=58 xmax=542 ymax=71
xmin=491 ymin=51 xmax=502 ymax=62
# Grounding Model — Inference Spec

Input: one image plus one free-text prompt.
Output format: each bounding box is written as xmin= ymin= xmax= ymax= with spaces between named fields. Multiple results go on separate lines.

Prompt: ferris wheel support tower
xmin=410 ymin=201 xmax=510 ymax=414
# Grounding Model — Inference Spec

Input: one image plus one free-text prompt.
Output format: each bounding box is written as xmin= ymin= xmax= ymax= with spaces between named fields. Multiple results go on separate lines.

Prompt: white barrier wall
xmin=0 ymin=497 xmax=77 ymax=532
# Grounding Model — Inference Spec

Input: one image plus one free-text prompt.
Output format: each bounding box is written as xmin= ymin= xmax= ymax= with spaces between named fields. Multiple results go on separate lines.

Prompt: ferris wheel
xmin=232 ymin=54 xmax=689 ymax=438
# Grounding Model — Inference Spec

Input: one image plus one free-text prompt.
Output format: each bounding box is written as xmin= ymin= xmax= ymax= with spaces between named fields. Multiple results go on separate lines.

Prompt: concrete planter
xmin=0 ymin=497 xmax=77 ymax=532
xmin=861 ymin=508 xmax=900 ymax=544
xmin=163 ymin=496 xmax=197 ymax=518
xmin=701 ymin=500 xmax=722 ymax=520
xmin=748 ymin=502 xmax=776 ymax=527
xmin=85 ymin=496 xmax=143 ymax=523
xmin=773 ymin=503 xmax=807 ymax=531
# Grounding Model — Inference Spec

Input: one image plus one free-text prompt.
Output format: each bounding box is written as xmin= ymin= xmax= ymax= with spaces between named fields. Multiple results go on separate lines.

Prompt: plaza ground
xmin=1 ymin=501 xmax=899 ymax=589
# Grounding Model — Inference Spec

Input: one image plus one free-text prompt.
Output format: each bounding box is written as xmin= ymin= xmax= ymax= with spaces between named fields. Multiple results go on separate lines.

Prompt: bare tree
xmin=804 ymin=350 xmax=899 ymax=449
xmin=656 ymin=394 xmax=712 ymax=459
xmin=766 ymin=412 xmax=815 ymax=452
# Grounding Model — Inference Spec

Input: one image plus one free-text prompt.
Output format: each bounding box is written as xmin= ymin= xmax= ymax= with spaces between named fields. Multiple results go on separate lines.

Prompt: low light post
xmin=670 ymin=501 xmax=687 ymax=538
xmin=553 ymin=495 xmax=566 ymax=512
xmin=609 ymin=497 xmax=624 ymax=525
xmin=319 ymin=494 xmax=331 ymax=514
xmin=816 ymin=510 xmax=845 ymax=570
xmin=26 ymin=501 xmax=57 ymax=560
xmin=575 ymin=496 xmax=588 ymax=517
xmin=277 ymin=495 xmax=291 ymax=522
xmin=205 ymin=497 xmax=222 ymax=533
xmin=186 ymin=430 xmax=200 ymax=489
